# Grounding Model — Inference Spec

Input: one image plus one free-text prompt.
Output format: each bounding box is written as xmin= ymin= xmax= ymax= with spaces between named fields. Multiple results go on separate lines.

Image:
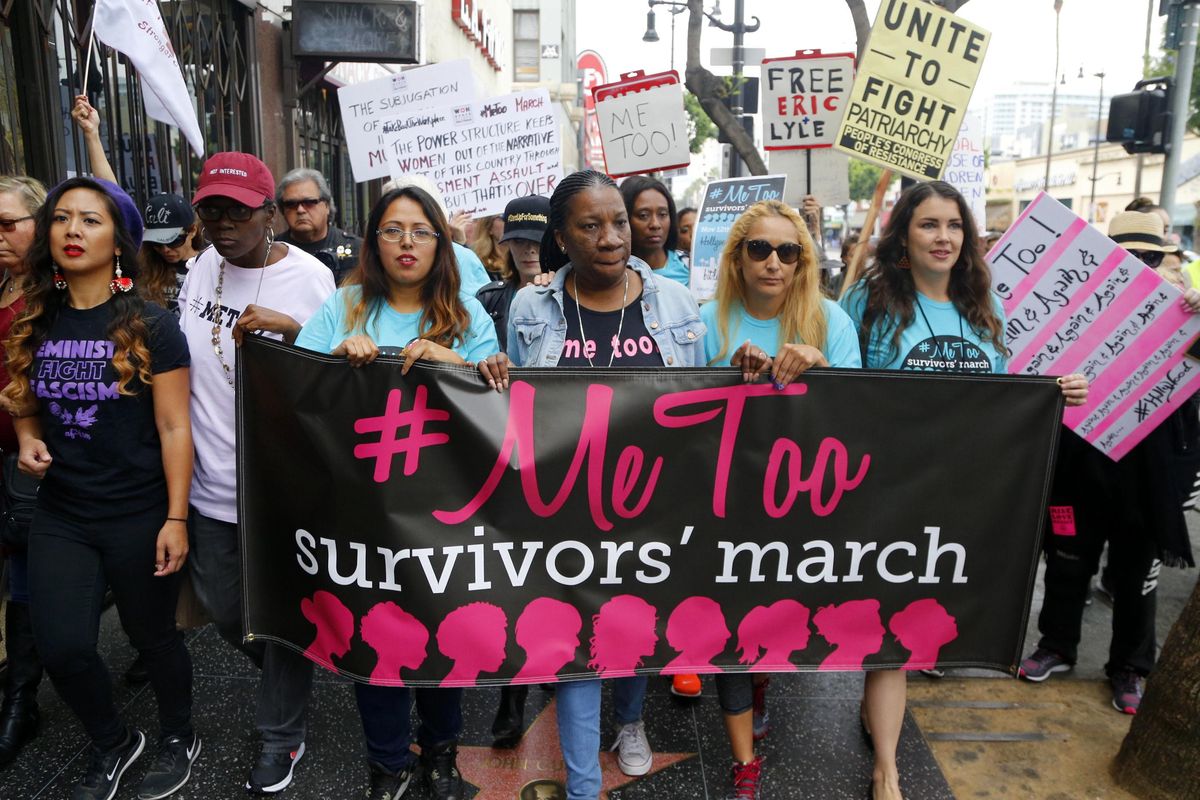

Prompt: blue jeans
xmin=556 ymin=676 xmax=647 ymax=800
xmin=354 ymin=683 xmax=463 ymax=772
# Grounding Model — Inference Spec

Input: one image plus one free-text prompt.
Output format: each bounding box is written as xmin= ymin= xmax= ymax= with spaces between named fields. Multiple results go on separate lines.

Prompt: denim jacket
xmin=506 ymin=256 xmax=707 ymax=367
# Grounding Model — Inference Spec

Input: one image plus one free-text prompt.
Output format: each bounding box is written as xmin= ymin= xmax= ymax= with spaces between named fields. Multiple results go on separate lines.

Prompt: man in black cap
xmin=475 ymin=195 xmax=550 ymax=352
xmin=275 ymin=168 xmax=362 ymax=285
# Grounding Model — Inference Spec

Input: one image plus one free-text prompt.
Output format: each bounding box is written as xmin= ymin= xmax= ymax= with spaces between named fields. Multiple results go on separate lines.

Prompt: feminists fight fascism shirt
xmin=32 ymin=299 xmax=189 ymax=517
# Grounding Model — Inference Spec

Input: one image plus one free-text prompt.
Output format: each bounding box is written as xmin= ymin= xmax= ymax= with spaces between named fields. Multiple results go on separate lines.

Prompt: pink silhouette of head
xmin=663 ymin=597 xmax=730 ymax=674
xmin=736 ymin=600 xmax=812 ymax=672
xmin=436 ymin=602 xmax=508 ymax=686
xmin=812 ymin=599 xmax=885 ymax=670
xmin=360 ymin=602 xmax=430 ymax=686
xmin=301 ymin=590 xmax=355 ymax=670
xmin=889 ymin=599 xmax=959 ymax=670
xmin=513 ymin=598 xmax=583 ymax=683
xmin=588 ymin=595 xmax=659 ymax=677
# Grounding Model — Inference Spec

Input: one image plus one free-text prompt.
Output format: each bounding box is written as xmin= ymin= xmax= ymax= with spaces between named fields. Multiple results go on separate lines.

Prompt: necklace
xmin=914 ymin=295 xmax=966 ymax=360
xmin=212 ymin=243 xmax=271 ymax=387
xmin=573 ymin=269 xmax=629 ymax=368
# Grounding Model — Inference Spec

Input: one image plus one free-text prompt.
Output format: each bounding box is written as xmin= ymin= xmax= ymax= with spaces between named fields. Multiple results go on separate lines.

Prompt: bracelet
xmin=166 ymin=517 xmax=188 ymax=523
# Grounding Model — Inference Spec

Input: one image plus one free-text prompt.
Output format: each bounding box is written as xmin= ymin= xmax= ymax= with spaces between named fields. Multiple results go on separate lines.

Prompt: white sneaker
xmin=611 ymin=720 xmax=653 ymax=776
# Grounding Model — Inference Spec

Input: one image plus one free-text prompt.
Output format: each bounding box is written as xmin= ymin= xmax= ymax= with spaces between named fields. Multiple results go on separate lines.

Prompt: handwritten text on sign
xmin=690 ymin=175 xmax=787 ymax=303
xmin=835 ymin=0 xmax=989 ymax=180
xmin=944 ymin=111 xmax=985 ymax=230
xmin=988 ymin=192 xmax=1200 ymax=460
xmin=381 ymin=89 xmax=562 ymax=216
xmin=594 ymin=71 xmax=690 ymax=177
xmin=762 ymin=52 xmax=855 ymax=150
xmin=337 ymin=60 xmax=477 ymax=182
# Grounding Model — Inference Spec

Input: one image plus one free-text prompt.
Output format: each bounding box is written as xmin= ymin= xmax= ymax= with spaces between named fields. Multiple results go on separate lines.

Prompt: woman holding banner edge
xmin=295 ymin=183 xmax=498 ymax=800
xmin=477 ymin=169 xmax=706 ymax=800
xmin=840 ymin=180 xmax=1088 ymax=800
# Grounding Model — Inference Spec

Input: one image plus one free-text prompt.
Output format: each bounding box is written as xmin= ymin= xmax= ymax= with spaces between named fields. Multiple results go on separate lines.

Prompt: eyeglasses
xmin=0 ymin=215 xmax=33 ymax=233
xmin=1131 ymin=249 xmax=1165 ymax=268
xmin=153 ymin=233 xmax=190 ymax=249
xmin=744 ymin=239 xmax=802 ymax=265
xmin=281 ymin=197 xmax=324 ymax=211
xmin=195 ymin=203 xmax=268 ymax=223
xmin=377 ymin=227 xmax=439 ymax=245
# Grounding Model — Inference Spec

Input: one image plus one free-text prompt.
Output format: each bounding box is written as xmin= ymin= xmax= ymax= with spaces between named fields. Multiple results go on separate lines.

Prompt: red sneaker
xmin=671 ymin=674 xmax=701 ymax=697
xmin=727 ymin=755 xmax=763 ymax=799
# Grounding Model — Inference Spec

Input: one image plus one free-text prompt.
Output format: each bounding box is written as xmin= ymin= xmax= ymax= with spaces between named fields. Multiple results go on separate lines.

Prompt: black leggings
xmin=27 ymin=503 xmax=192 ymax=749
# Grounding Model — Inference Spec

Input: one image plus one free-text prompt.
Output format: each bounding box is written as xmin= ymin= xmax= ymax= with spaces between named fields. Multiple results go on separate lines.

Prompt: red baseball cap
xmin=192 ymin=152 xmax=275 ymax=208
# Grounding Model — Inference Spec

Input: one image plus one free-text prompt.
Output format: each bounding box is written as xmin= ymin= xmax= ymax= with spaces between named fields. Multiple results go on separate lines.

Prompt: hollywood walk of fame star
xmin=455 ymin=695 xmax=694 ymax=799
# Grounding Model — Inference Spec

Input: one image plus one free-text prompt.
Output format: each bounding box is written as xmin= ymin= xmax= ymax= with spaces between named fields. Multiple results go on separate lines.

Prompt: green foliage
xmin=849 ymin=159 xmax=884 ymax=203
xmin=1149 ymin=21 xmax=1200 ymax=134
xmin=683 ymin=92 xmax=716 ymax=153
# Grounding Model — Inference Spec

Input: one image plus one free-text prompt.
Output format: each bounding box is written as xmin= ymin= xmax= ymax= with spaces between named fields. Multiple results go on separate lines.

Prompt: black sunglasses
xmin=744 ymin=239 xmax=802 ymax=265
xmin=153 ymin=233 xmax=189 ymax=249
xmin=1131 ymin=249 xmax=1165 ymax=268
xmin=195 ymin=203 xmax=269 ymax=223
xmin=281 ymin=197 xmax=325 ymax=211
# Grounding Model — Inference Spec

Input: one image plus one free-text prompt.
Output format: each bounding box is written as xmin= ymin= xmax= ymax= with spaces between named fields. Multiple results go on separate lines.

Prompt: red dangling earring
xmin=109 ymin=255 xmax=134 ymax=294
xmin=898 ymin=252 xmax=911 ymax=269
xmin=53 ymin=264 xmax=67 ymax=290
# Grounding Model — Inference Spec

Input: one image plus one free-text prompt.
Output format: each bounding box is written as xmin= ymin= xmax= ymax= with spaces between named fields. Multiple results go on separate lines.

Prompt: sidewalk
xmin=1 ymin=519 xmax=1196 ymax=799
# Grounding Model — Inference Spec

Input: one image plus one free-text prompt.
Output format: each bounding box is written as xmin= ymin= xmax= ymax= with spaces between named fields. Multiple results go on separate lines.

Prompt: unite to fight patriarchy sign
xmin=988 ymin=193 xmax=1200 ymax=461
xmin=239 ymin=337 xmax=1063 ymax=687
xmin=835 ymin=0 xmax=990 ymax=180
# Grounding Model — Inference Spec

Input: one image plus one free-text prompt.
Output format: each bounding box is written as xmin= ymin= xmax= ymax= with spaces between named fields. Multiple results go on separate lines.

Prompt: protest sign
xmin=988 ymin=192 xmax=1200 ymax=460
xmin=240 ymin=336 xmax=1062 ymax=686
xmin=381 ymin=88 xmax=562 ymax=216
xmin=835 ymin=0 xmax=990 ymax=180
xmin=944 ymin=111 xmax=985 ymax=230
xmin=593 ymin=70 xmax=690 ymax=177
xmin=761 ymin=50 xmax=855 ymax=151
xmin=338 ymin=60 xmax=477 ymax=182
xmin=690 ymin=175 xmax=787 ymax=302
xmin=769 ymin=148 xmax=851 ymax=207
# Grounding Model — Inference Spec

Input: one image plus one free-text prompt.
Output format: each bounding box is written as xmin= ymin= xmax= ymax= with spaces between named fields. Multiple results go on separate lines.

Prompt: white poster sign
xmin=944 ymin=111 xmax=986 ymax=231
xmin=338 ymin=60 xmax=478 ymax=182
xmin=593 ymin=71 xmax=690 ymax=177
xmin=768 ymin=148 xmax=851 ymax=207
xmin=383 ymin=89 xmax=562 ymax=216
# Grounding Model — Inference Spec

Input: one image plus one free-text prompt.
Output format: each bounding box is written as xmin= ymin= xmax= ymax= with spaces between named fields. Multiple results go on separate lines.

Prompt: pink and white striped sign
xmin=988 ymin=192 xmax=1200 ymax=460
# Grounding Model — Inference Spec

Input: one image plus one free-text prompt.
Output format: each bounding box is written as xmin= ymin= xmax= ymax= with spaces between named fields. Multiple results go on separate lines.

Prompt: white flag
xmin=92 ymin=0 xmax=205 ymax=158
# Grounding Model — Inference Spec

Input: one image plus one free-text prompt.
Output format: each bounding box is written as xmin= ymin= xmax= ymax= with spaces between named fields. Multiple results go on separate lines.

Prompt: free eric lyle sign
xmin=291 ymin=0 xmax=418 ymax=63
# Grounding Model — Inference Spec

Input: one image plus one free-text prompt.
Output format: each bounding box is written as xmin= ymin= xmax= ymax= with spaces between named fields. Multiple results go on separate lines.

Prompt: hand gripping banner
xmin=237 ymin=337 xmax=1063 ymax=687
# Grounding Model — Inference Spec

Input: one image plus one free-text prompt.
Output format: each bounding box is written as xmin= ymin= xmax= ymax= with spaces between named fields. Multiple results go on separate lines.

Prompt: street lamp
xmin=1083 ymin=67 xmax=1106 ymax=224
xmin=642 ymin=2 xmax=687 ymax=71
xmin=1044 ymin=0 xmax=1063 ymax=191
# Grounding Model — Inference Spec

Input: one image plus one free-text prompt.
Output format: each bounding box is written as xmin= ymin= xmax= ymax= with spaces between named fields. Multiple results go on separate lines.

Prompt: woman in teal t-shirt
xmin=294 ymin=185 xmax=496 ymax=800
xmin=839 ymin=180 xmax=1087 ymax=800
xmin=697 ymin=199 xmax=860 ymax=800
xmin=620 ymin=175 xmax=691 ymax=287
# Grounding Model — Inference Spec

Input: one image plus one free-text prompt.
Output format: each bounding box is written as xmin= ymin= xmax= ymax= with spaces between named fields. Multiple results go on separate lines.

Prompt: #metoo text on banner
xmin=835 ymin=0 xmax=989 ymax=180
xmin=381 ymin=89 xmax=562 ymax=216
xmin=989 ymin=192 xmax=1200 ymax=460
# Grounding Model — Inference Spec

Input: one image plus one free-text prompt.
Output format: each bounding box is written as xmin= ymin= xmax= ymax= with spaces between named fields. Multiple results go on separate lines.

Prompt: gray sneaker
xmin=1018 ymin=648 xmax=1072 ymax=682
xmin=611 ymin=720 xmax=652 ymax=776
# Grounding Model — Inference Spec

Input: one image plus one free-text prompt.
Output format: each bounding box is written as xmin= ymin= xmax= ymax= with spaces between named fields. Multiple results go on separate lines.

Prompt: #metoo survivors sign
xmin=762 ymin=50 xmax=855 ymax=150
xmin=381 ymin=89 xmax=562 ymax=216
xmin=239 ymin=337 xmax=1063 ymax=686
xmin=835 ymin=0 xmax=989 ymax=180
xmin=690 ymin=175 xmax=787 ymax=303
xmin=989 ymin=193 xmax=1200 ymax=460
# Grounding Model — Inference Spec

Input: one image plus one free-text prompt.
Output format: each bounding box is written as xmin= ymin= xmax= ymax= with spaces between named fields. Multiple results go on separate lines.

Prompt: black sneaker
xmin=71 ymin=727 xmax=146 ymax=800
xmin=366 ymin=759 xmax=412 ymax=800
xmin=419 ymin=741 xmax=464 ymax=800
xmin=245 ymin=742 xmax=305 ymax=794
xmin=137 ymin=731 xmax=201 ymax=799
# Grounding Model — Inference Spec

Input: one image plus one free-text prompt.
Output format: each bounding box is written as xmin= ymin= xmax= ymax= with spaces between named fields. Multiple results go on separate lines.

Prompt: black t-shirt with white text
xmin=559 ymin=291 xmax=663 ymax=367
xmin=32 ymin=299 xmax=189 ymax=518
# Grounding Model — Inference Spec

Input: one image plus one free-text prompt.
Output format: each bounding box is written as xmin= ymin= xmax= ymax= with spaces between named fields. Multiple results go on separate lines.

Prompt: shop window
xmin=514 ymin=11 xmax=539 ymax=83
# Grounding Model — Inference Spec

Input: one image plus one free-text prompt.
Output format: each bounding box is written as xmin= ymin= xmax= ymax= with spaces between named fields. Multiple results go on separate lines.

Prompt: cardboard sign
xmin=768 ymin=148 xmax=851 ymax=207
xmin=593 ymin=70 xmax=690 ymax=177
xmin=690 ymin=175 xmax=788 ymax=303
xmin=988 ymin=192 xmax=1200 ymax=460
xmin=338 ymin=60 xmax=478 ymax=182
xmin=944 ymin=111 xmax=985 ymax=230
xmin=381 ymin=89 xmax=562 ymax=216
xmin=835 ymin=1 xmax=990 ymax=180
xmin=761 ymin=50 xmax=855 ymax=151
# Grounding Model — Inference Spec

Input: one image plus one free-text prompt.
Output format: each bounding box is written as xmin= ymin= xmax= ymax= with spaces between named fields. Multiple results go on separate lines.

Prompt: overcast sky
xmin=577 ymin=0 xmax=1163 ymax=108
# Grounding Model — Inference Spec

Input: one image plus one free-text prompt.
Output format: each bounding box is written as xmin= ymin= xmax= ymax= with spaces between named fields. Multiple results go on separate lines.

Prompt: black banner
xmin=238 ymin=336 xmax=1063 ymax=687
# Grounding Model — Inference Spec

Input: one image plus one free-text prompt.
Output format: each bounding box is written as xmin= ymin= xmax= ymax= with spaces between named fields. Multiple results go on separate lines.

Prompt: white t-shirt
xmin=178 ymin=244 xmax=336 ymax=522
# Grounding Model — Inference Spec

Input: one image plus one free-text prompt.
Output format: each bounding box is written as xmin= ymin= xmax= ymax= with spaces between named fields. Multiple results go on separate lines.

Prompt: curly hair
xmin=341 ymin=186 xmax=470 ymax=349
xmin=853 ymin=181 xmax=1004 ymax=364
xmin=709 ymin=200 xmax=828 ymax=365
xmin=3 ymin=177 xmax=153 ymax=411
